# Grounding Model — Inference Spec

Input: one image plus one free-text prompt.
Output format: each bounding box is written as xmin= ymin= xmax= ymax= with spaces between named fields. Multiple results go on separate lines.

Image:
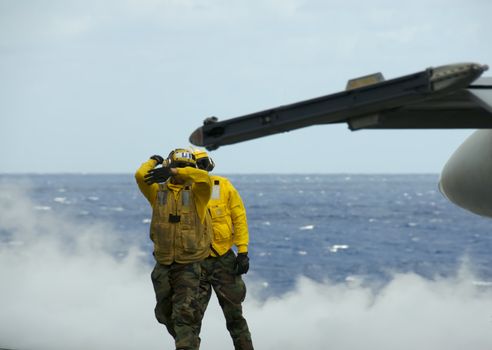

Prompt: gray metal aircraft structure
xmin=189 ymin=63 xmax=492 ymax=218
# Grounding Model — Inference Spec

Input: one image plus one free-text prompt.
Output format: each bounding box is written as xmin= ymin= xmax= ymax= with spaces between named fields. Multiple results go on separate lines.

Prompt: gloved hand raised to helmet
xmin=144 ymin=166 xmax=172 ymax=184
xmin=145 ymin=155 xmax=172 ymax=184
xmin=235 ymin=252 xmax=249 ymax=275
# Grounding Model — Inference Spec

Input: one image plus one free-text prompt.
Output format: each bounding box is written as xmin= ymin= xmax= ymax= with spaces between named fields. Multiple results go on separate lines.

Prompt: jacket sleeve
xmin=227 ymin=180 xmax=249 ymax=253
xmin=134 ymin=159 xmax=159 ymax=205
xmin=175 ymin=167 xmax=212 ymax=223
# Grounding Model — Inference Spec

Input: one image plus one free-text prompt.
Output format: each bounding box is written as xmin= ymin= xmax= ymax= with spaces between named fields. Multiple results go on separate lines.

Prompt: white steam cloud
xmin=0 ymin=183 xmax=491 ymax=350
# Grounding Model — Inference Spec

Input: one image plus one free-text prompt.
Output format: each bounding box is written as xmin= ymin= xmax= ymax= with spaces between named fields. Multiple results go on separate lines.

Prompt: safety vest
xmin=150 ymin=183 xmax=212 ymax=265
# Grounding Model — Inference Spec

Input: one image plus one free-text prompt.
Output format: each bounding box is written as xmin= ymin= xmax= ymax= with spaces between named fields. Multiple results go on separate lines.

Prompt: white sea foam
xmin=34 ymin=206 xmax=52 ymax=211
xmin=344 ymin=275 xmax=361 ymax=285
xmin=473 ymin=280 xmax=492 ymax=287
xmin=110 ymin=206 xmax=125 ymax=212
xmin=142 ymin=218 xmax=151 ymax=224
xmin=429 ymin=218 xmax=443 ymax=223
xmin=1 ymin=184 xmax=492 ymax=350
xmin=329 ymin=244 xmax=349 ymax=253
xmin=298 ymin=250 xmax=307 ymax=255
xmin=53 ymin=197 xmax=69 ymax=204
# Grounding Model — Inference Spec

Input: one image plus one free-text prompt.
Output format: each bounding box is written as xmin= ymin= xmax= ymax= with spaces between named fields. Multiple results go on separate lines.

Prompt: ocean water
xmin=1 ymin=174 xmax=492 ymax=350
xmin=4 ymin=174 xmax=490 ymax=293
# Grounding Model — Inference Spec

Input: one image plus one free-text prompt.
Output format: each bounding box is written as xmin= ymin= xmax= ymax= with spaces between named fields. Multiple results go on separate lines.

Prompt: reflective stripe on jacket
xmin=208 ymin=175 xmax=249 ymax=256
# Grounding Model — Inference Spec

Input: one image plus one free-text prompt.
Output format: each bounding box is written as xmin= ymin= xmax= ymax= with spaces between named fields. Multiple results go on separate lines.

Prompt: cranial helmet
xmin=168 ymin=148 xmax=196 ymax=168
xmin=193 ymin=149 xmax=215 ymax=172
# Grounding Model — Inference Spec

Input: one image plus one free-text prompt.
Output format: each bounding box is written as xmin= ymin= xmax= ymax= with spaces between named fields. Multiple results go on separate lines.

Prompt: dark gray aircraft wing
xmin=189 ymin=63 xmax=491 ymax=150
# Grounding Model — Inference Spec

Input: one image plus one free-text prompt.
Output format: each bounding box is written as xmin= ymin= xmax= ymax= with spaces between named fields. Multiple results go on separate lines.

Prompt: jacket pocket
xmin=179 ymin=212 xmax=208 ymax=253
xmin=209 ymin=204 xmax=232 ymax=241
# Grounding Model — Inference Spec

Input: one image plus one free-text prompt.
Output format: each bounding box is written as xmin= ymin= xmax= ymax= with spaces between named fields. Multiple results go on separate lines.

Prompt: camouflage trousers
xmin=197 ymin=250 xmax=254 ymax=350
xmin=151 ymin=261 xmax=202 ymax=350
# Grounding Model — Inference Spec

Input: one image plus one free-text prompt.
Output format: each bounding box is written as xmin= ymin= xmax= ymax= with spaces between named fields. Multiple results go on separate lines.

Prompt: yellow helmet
xmin=168 ymin=148 xmax=196 ymax=168
xmin=193 ymin=148 xmax=215 ymax=171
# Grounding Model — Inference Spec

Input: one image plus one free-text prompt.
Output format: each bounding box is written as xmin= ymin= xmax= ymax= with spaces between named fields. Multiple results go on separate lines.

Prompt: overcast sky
xmin=1 ymin=0 xmax=491 ymax=174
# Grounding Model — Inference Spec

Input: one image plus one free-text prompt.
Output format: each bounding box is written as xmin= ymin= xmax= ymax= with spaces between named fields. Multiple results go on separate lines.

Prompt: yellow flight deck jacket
xmin=208 ymin=175 xmax=249 ymax=257
xmin=135 ymin=159 xmax=213 ymax=264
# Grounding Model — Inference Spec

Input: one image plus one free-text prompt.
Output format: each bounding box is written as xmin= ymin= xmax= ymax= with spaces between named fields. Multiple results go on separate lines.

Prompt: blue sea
xmin=1 ymin=174 xmax=491 ymax=350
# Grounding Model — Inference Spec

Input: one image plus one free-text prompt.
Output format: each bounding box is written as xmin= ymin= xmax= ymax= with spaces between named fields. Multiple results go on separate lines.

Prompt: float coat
xmin=207 ymin=175 xmax=249 ymax=256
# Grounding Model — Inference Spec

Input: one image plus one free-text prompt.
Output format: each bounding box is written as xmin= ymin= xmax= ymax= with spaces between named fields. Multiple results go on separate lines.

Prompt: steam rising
xmin=1 ymin=184 xmax=491 ymax=350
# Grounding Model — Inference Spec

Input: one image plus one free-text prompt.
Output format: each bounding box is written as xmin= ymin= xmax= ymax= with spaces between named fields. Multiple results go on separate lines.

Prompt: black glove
xmin=144 ymin=166 xmax=172 ymax=184
xmin=150 ymin=155 xmax=164 ymax=165
xmin=235 ymin=253 xmax=249 ymax=275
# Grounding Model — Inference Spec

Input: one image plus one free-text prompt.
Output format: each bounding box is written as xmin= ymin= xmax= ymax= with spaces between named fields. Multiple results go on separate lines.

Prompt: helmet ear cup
xmin=167 ymin=150 xmax=175 ymax=166
xmin=197 ymin=157 xmax=215 ymax=171
xmin=207 ymin=157 xmax=215 ymax=172
xmin=167 ymin=150 xmax=177 ymax=167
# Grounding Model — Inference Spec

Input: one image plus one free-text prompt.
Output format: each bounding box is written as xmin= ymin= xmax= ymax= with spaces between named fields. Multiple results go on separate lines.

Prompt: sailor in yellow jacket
xmin=193 ymin=149 xmax=254 ymax=350
xmin=135 ymin=148 xmax=212 ymax=350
